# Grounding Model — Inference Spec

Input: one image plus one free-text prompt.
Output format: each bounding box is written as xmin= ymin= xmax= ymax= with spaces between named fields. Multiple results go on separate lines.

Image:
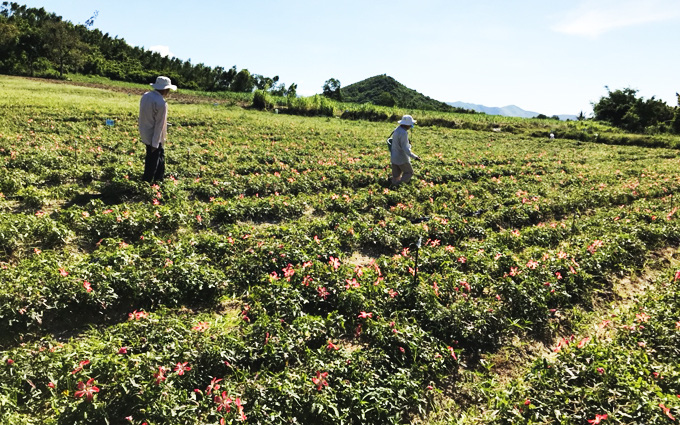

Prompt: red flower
xmin=524 ymin=398 xmax=531 ymax=406
xmin=312 ymin=371 xmax=329 ymax=391
xmin=74 ymin=378 xmax=99 ymax=402
xmin=205 ymin=377 xmax=222 ymax=395
xmin=327 ymin=340 xmax=339 ymax=350
xmin=587 ymin=414 xmax=608 ymax=424
xmin=214 ymin=391 xmax=232 ymax=412
xmin=153 ymin=366 xmax=167 ymax=385
xmin=659 ymin=404 xmax=675 ymax=421
xmin=447 ymin=346 xmax=458 ymax=360
xmin=83 ymin=280 xmax=92 ymax=293
xmin=577 ymin=337 xmax=591 ymax=349
xmin=358 ymin=311 xmax=373 ymax=319
xmin=329 ymin=256 xmax=340 ymax=270
xmin=192 ymin=321 xmax=210 ymax=332
xmin=317 ymin=286 xmax=330 ymax=299
xmin=59 ymin=268 xmax=68 ymax=277
xmin=128 ymin=310 xmax=149 ymax=321
xmin=235 ymin=397 xmax=247 ymax=421
xmin=71 ymin=359 xmax=90 ymax=374
xmin=117 ymin=347 xmax=128 ymax=354
xmin=174 ymin=362 xmax=191 ymax=376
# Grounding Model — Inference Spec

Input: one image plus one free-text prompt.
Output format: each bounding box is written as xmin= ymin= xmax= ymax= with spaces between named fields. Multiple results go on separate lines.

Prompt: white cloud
xmin=553 ymin=0 xmax=680 ymax=37
xmin=148 ymin=45 xmax=174 ymax=58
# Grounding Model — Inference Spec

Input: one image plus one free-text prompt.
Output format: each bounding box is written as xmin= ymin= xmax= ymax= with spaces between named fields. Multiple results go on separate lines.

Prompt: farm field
xmin=1 ymin=75 xmax=679 ymax=424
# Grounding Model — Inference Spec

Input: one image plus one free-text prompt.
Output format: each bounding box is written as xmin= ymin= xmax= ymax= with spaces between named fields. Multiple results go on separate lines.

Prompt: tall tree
xmin=322 ymin=78 xmax=342 ymax=101
xmin=43 ymin=19 xmax=87 ymax=77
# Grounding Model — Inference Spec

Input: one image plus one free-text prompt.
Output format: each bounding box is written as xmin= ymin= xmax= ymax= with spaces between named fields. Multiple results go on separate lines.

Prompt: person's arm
xmin=403 ymin=134 xmax=420 ymax=160
xmin=150 ymin=100 xmax=168 ymax=149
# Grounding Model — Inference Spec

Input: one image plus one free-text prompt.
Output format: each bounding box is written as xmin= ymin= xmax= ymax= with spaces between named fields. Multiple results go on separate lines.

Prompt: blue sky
xmin=16 ymin=0 xmax=680 ymax=116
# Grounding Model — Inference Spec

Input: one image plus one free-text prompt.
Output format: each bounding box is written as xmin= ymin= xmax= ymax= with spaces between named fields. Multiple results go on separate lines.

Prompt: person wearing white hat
xmin=138 ymin=76 xmax=177 ymax=183
xmin=390 ymin=114 xmax=421 ymax=186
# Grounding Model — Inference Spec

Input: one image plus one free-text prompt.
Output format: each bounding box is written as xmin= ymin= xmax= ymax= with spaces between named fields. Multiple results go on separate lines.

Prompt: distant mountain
xmin=448 ymin=101 xmax=577 ymax=121
xmin=342 ymin=75 xmax=471 ymax=113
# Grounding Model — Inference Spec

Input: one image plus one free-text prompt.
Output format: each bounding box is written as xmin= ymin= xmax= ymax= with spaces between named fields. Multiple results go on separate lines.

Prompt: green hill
xmin=341 ymin=74 xmax=470 ymax=113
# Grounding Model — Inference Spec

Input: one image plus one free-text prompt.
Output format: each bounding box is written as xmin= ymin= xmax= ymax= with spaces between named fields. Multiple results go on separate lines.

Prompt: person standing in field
xmin=390 ymin=114 xmax=421 ymax=186
xmin=138 ymin=76 xmax=177 ymax=183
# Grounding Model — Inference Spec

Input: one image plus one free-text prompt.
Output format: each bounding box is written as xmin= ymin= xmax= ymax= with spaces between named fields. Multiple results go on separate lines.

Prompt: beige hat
xmin=398 ymin=115 xmax=416 ymax=126
xmin=150 ymin=76 xmax=177 ymax=91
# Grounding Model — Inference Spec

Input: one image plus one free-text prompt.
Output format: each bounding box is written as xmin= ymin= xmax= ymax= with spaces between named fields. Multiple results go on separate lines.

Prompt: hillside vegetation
xmin=341 ymin=74 xmax=470 ymax=113
xmin=1 ymin=76 xmax=680 ymax=424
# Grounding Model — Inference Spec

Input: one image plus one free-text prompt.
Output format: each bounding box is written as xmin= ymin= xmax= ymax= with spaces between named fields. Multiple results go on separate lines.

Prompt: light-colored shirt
xmin=138 ymin=90 xmax=168 ymax=148
xmin=390 ymin=126 xmax=417 ymax=165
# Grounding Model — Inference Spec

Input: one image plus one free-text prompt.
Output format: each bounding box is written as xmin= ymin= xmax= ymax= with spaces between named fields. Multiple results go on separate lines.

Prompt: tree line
xmin=592 ymin=87 xmax=680 ymax=135
xmin=0 ymin=2 xmax=297 ymax=95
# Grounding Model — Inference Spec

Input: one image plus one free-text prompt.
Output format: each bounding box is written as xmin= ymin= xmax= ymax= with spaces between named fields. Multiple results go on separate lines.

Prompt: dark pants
xmin=143 ymin=144 xmax=165 ymax=183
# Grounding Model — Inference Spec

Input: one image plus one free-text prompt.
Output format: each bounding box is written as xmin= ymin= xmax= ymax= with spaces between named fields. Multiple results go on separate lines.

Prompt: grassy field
xmin=1 ymin=75 xmax=679 ymax=424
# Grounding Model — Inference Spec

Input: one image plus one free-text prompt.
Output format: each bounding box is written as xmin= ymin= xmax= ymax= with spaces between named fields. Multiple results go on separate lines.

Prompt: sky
xmin=15 ymin=0 xmax=680 ymax=116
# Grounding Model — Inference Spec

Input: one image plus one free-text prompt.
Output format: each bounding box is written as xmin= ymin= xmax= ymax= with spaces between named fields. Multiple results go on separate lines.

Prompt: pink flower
xmin=597 ymin=367 xmax=604 ymax=374
xmin=587 ymin=414 xmax=608 ymax=424
xmin=128 ymin=310 xmax=149 ymax=321
xmin=118 ymin=347 xmax=128 ymax=354
xmin=526 ymin=260 xmax=539 ymax=269
xmin=153 ymin=366 xmax=167 ymax=385
xmin=327 ymin=340 xmax=339 ymax=350
xmin=329 ymin=256 xmax=340 ymax=270
xmin=83 ymin=281 xmax=92 ymax=293
xmin=635 ymin=312 xmax=650 ymax=322
xmin=206 ymin=377 xmax=222 ymax=395
xmin=74 ymin=378 xmax=99 ymax=402
xmin=447 ymin=346 xmax=457 ymax=360
xmin=192 ymin=321 xmax=210 ymax=332
xmin=59 ymin=268 xmax=69 ymax=277
xmin=577 ymin=337 xmax=591 ymax=349
xmin=524 ymin=398 xmax=531 ymax=406
xmin=174 ymin=362 xmax=191 ymax=376
xmin=345 ymin=278 xmax=360 ymax=290
xmin=282 ymin=263 xmax=295 ymax=281
xmin=214 ymin=391 xmax=232 ymax=412
xmin=358 ymin=311 xmax=373 ymax=319
xmin=312 ymin=371 xmax=329 ymax=391
xmin=71 ymin=359 xmax=90 ymax=374
xmin=316 ymin=286 xmax=329 ymax=299
xmin=235 ymin=397 xmax=247 ymax=421
xmin=659 ymin=404 xmax=675 ymax=421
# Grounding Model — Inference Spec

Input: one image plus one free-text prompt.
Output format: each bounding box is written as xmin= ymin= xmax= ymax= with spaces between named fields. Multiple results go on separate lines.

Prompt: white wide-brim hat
xmin=398 ymin=115 xmax=416 ymax=126
xmin=150 ymin=76 xmax=177 ymax=91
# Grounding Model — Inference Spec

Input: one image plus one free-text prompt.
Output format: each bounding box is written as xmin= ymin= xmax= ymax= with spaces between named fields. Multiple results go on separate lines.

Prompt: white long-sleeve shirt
xmin=390 ymin=126 xmax=417 ymax=165
xmin=138 ymin=90 xmax=168 ymax=149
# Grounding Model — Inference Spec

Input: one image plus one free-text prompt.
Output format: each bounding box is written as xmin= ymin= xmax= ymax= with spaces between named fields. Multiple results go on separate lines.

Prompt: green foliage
xmin=341 ymin=74 xmax=458 ymax=112
xmin=593 ymin=87 xmax=675 ymax=134
xmin=322 ymin=78 xmax=342 ymax=101
xmin=0 ymin=2 xmax=288 ymax=93
xmin=1 ymin=76 xmax=680 ymax=424
xmin=252 ymin=89 xmax=274 ymax=110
